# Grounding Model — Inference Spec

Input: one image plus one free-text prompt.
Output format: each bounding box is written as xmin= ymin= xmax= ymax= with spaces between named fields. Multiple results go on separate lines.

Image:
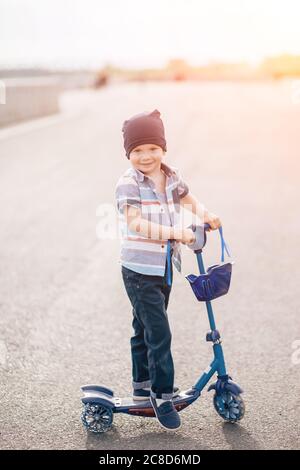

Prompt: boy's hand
xmin=204 ymin=211 xmax=222 ymax=231
xmin=181 ymin=228 xmax=196 ymax=245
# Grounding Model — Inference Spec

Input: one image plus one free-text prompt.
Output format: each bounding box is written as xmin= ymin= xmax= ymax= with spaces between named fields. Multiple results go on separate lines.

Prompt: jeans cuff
xmin=150 ymin=390 xmax=174 ymax=400
xmin=132 ymin=379 xmax=151 ymax=390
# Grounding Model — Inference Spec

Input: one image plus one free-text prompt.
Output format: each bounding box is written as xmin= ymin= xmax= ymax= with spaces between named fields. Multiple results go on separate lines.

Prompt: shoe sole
xmin=132 ymin=396 xmax=151 ymax=401
xmin=132 ymin=389 xmax=181 ymax=402
xmin=150 ymin=397 xmax=182 ymax=432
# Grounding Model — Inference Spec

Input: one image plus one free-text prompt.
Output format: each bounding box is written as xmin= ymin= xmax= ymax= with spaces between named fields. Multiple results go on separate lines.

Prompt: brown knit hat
xmin=122 ymin=109 xmax=167 ymax=158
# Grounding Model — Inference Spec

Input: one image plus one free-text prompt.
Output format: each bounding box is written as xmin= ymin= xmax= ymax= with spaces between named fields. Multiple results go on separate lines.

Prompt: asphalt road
xmin=0 ymin=81 xmax=299 ymax=450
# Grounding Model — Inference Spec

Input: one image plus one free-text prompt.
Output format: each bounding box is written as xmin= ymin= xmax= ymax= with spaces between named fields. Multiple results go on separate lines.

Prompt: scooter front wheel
xmin=213 ymin=392 xmax=245 ymax=422
xmin=81 ymin=402 xmax=113 ymax=433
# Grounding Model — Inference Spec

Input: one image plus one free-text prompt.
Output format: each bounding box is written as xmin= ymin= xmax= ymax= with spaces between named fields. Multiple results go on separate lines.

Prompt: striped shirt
xmin=115 ymin=162 xmax=189 ymax=276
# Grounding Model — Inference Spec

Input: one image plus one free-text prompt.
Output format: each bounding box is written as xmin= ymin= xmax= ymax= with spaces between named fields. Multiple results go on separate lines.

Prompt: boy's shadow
xmin=85 ymin=420 xmax=261 ymax=451
xmin=85 ymin=421 xmax=210 ymax=450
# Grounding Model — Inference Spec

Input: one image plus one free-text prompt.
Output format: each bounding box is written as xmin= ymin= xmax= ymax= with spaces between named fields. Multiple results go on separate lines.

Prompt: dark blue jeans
xmin=121 ymin=256 xmax=174 ymax=400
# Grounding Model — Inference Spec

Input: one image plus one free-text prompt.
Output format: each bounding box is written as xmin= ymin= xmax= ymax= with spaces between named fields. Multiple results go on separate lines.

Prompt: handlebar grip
xmin=185 ymin=223 xmax=208 ymax=252
xmin=190 ymin=222 xmax=211 ymax=232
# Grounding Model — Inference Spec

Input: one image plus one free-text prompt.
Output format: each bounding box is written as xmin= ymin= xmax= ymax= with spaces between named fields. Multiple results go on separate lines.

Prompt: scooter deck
xmin=81 ymin=385 xmax=200 ymax=417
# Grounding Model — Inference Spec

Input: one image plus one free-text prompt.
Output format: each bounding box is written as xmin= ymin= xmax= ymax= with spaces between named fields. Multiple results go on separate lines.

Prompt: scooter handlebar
xmin=167 ymin=223 xmax=211 ymax=252
xmin=185 ymin=223 xmax=211 ymax=252
xmin=186 ymin=223 xmax=211 ymax=232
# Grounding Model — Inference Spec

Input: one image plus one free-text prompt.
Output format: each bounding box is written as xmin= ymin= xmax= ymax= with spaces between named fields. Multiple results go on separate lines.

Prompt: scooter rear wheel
xmin=81 ymin=402 xmax=113 ymax=433
xmin=213 ymin=392 xmax=245 ymax=422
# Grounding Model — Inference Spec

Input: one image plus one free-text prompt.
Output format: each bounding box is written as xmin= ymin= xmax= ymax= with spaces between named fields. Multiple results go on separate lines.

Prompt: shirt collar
xmin=132 ymin=162 xmax=174 ymax=182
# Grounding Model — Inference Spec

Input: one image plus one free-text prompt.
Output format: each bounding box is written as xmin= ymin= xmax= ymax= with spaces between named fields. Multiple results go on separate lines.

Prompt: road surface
xmin=0 ymin=81 xmax=299 ymax=449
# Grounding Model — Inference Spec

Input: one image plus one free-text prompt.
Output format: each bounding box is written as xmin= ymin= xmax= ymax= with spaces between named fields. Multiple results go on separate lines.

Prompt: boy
xmin=115 ymin=109 xmax=221 ymax=431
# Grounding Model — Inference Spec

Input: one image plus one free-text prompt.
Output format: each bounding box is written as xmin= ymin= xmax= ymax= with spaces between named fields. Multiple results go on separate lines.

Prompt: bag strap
xmin=219 ymin=226 xmax=231 ymax=262
xmin=166 ymin=239 xmax=172 ymax=286
xmin=167 ymin=227 xmax=230 ymax=283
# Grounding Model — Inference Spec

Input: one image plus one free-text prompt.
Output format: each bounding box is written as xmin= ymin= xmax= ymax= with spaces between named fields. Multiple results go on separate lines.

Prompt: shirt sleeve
xmin=115 ymin=175 xmax=141 ymax=215
xmin=175 ymin=168 xmax=189 ymax=199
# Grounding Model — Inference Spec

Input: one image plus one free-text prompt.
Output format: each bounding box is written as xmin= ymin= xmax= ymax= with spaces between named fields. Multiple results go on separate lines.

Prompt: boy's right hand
xmin=180 ymin=228 xmax=196 ymax=245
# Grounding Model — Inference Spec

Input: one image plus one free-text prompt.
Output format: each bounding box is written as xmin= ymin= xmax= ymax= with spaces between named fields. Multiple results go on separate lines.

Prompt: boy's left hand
xmin=204 ymin=211 xmax=222 ymax=231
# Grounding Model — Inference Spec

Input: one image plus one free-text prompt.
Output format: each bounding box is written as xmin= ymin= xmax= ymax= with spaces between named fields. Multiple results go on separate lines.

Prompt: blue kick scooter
xmin=80 ymin=223 xmax=245 ymax=433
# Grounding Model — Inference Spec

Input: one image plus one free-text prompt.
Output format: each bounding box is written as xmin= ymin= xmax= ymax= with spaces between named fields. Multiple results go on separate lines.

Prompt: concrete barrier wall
xmin=0 ymin=76 xmax=62 ymax=128
xmin=0 ymin=72 xmax=98 ymax=128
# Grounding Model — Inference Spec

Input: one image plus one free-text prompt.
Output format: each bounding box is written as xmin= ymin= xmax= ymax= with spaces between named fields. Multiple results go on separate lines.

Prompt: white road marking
xmin=0 ymin=109 xmax=81 ymax=142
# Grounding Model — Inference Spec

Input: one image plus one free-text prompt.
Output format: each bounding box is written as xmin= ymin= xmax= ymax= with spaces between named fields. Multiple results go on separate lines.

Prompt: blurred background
xmin=0 ymin=0 xmax=299 ymax=450
xmin=1 ymin=0 xmax=300 ymax=126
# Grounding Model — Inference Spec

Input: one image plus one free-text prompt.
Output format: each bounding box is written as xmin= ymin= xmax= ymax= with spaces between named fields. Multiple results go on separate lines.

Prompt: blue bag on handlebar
xmin=185 ymin=227 xmax=233 ymax=302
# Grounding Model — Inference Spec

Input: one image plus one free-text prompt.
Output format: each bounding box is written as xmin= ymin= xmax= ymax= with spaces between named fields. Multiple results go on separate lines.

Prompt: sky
xmin=0 ymin=0 xmax=300 ymax=69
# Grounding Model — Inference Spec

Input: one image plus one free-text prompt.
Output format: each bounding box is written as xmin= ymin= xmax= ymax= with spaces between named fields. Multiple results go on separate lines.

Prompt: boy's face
xmin=129 ymin=143 xmax=165 ymax=174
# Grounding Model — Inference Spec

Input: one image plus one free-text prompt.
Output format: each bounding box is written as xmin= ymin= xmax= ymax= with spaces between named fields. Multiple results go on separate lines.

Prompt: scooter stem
xmin=196 ymin=249 xmax=216 ymax=332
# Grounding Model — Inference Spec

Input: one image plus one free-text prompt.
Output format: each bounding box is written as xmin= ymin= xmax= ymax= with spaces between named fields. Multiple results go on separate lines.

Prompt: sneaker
xmin=132 ymin=386 xmax=180 ymax=401
xmin=150 ymin=396 xmax=181 ymax=431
